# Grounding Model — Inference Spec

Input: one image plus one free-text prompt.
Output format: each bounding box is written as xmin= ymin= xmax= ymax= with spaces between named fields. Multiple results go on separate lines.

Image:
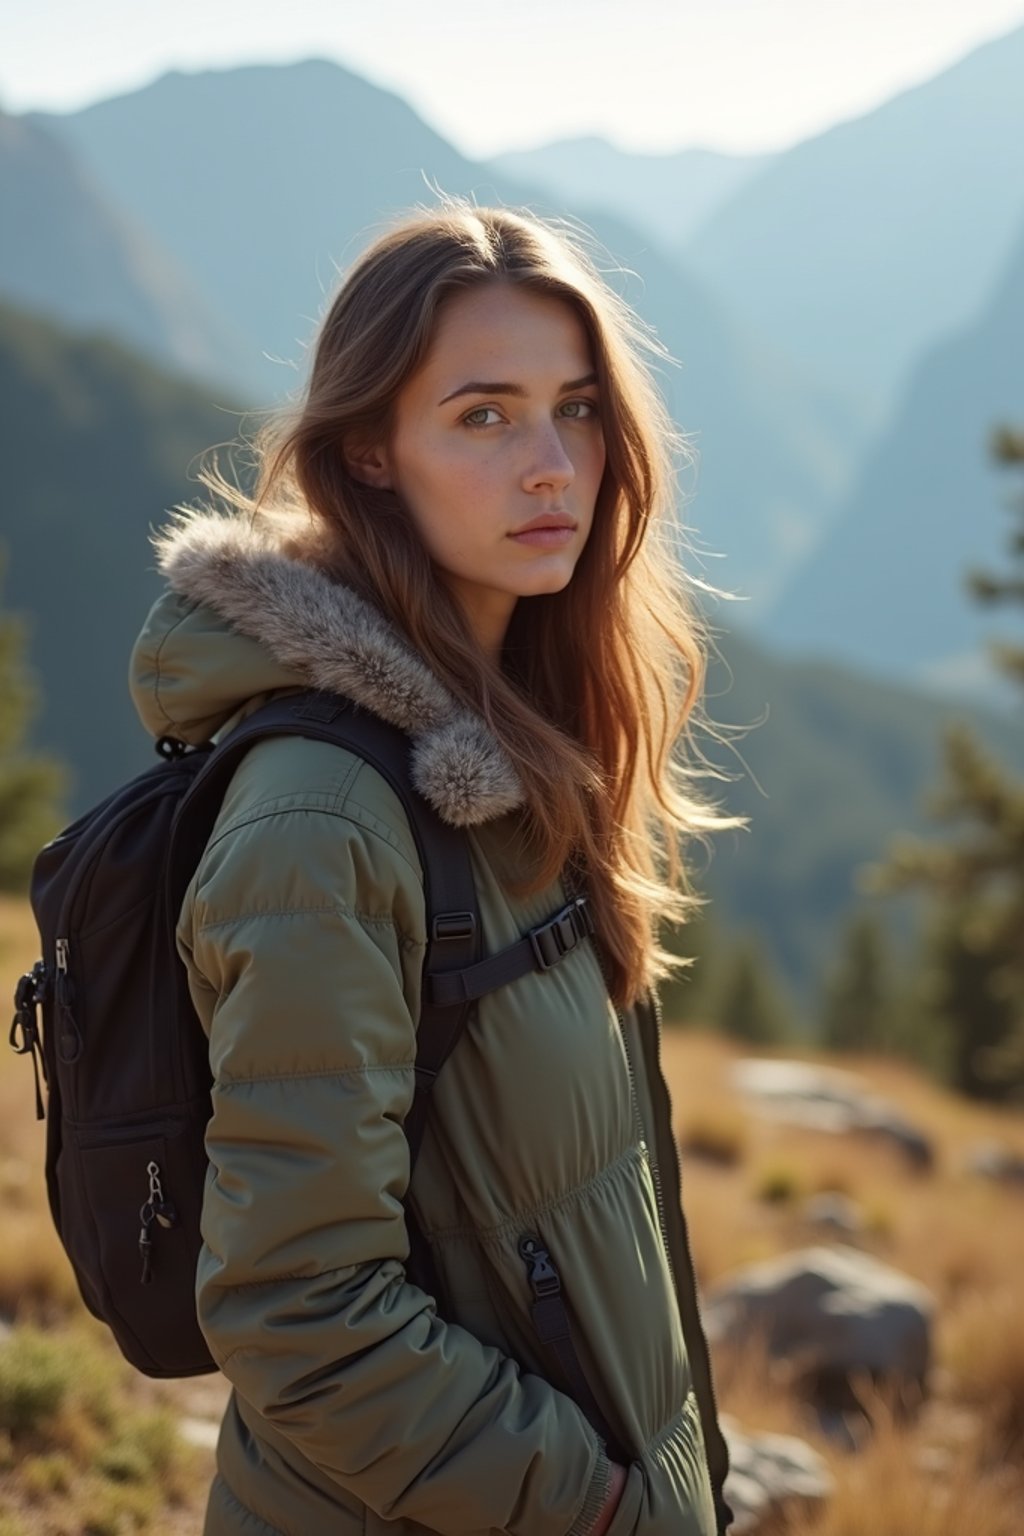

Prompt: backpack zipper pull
xmin=138 ymin=1161 xmax=178 ymax=1284
xmin=146 ymin=1161 xmax=178 ymax=1230
xmin=138 ymin=1210 xmax=154 ymax=1285
xmin=9 ymin=961 xmax=49 ymax=1120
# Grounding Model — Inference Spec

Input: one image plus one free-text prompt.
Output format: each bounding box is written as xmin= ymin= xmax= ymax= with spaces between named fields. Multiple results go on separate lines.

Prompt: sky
xmin=5 ymin=0 xmax=1024 ymax=159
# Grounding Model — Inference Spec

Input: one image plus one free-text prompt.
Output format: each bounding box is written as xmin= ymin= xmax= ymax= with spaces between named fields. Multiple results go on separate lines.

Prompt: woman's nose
xmin=521 ymin=422 xmax=575 ymax=493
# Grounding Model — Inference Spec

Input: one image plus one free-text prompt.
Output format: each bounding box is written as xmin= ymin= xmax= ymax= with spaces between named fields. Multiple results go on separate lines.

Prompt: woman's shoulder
xmin=218 ymin=731 xmax=420 ymax=867
xmin=184 ymin=730 xmax=427 ymax=944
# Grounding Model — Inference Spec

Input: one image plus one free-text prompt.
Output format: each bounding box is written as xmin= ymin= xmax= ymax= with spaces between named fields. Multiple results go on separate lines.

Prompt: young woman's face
xmin=351 ymin=281 xmax=606 ymax=658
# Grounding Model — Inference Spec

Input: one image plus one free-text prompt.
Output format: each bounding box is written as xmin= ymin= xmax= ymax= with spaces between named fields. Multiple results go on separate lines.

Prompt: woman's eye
xmin=462 ymin=400 xmax=598 ymax=429
xmin=559 ymin=399 xmax=598 ymax=420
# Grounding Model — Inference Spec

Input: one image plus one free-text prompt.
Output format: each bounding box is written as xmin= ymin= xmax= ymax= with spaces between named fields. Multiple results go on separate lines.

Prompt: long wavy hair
xmin=194 ymin=197 xmax=742 ymax=1009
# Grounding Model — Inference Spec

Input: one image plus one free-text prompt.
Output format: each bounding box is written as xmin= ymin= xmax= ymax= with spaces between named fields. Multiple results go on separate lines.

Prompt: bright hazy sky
xmin=6 ymin=0 xmax=1024 ymax=158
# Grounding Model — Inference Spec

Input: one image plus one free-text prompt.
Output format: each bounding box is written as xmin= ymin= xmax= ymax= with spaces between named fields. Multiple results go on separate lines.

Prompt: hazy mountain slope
xmin=682 ymin=22 xmax=1024 ymax=415
xmin=0 ymin=108 xmax=250 ymax=392
xmin=29 ymin=59 xmax=868 ymax=613
xmin=29 ymin=60 xmax=474 ymax=405
xmin=699 ymin=627 xmax=1023 ymax=1003
xmin=762 ymin=201 xmax=1024 ymax=696
xmin=0 ymin=299 xmax=249 ymax=803
xmin=488 ymin=137 xmax=773 ymax=250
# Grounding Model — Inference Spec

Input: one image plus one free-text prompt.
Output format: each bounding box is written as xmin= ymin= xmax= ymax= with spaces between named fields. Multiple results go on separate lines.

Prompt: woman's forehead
xmin=420 ymin=283 xmax=595 ymax=392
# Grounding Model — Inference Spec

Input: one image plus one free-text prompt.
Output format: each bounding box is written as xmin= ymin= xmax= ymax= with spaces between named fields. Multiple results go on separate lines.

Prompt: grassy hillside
xmin=2 ymin=896 xmax=1022 ymax=1533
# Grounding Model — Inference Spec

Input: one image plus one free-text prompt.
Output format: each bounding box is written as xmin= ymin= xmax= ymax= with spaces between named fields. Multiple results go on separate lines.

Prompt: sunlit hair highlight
xmin=192 ymin=196 xmax=743 ymax=1009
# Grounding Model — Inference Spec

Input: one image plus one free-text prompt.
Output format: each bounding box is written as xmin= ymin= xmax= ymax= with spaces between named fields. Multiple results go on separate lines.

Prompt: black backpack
xmin=9 ymin=689 xmax=595 ymax=1380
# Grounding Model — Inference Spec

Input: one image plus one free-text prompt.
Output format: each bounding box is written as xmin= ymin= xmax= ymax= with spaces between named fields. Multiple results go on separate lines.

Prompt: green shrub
xmin=755 ymin=1162 xmax=803 ymax=1205
xmin=81 ymin=1476 xmax=159 ymax=1533
xmin=21 ymin=1450 xmax=74 ymax=1498
xmin=0 ymin=1327 xmax=72 ymax=1436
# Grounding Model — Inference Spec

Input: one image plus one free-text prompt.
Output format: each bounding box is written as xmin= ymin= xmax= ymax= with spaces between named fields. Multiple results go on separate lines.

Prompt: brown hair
xmin=197 ymin=197 xmax=742 ymax=1009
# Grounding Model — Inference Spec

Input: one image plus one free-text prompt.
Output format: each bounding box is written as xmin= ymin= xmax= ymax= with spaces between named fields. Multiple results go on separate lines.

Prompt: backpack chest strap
xmin=424 ymin=895 xmax=594 ymax=1008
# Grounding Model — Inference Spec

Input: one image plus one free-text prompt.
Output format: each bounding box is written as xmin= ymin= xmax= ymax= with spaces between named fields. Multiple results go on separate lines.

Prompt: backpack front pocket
xmin=69 ymin=1109 xmax=212 ymax=1376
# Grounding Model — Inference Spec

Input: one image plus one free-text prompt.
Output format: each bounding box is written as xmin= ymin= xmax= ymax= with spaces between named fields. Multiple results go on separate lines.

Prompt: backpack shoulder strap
xmin=165 ymin=689 xmax=479 ymax=1161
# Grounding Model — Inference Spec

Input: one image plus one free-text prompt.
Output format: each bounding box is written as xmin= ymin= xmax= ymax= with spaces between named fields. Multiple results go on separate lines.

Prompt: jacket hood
xmin=129 ymin=510 xmax=525 ymax=828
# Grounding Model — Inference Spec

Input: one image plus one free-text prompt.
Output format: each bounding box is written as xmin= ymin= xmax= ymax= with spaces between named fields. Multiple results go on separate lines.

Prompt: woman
xmin=130 ymin=200 xmax=737 ymax=1536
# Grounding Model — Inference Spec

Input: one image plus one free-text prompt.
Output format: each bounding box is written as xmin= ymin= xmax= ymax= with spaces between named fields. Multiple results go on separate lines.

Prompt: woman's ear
xmin=344 ymin=439 xmax=394 ymax=490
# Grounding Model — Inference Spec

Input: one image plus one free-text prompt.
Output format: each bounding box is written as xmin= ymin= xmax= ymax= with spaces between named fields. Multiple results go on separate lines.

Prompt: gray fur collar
xmin=153 ymin=511 xmax=524 ymax=828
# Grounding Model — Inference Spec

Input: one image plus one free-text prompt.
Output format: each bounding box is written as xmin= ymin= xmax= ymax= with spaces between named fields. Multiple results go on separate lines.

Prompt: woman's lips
xmin=508 ymin=527 xmax=576 ymax=548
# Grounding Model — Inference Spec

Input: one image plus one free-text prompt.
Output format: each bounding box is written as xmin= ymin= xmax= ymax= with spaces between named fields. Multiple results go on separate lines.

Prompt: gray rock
xmin=732 ymin=1058 xmax=934 ymax=1169
xmin=721 ymin=1415 xmax=834 ymax=1533
xmin=705 ymin=1245 xmax=934 ymax=1418
xmin=802 ymin=1192 xmax=865 ymax=1235
xmin=965 ymin=1140 xmax=1024 ymax=1187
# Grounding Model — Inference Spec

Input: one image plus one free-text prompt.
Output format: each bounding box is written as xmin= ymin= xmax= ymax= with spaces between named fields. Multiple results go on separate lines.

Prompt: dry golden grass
xmin=663 ymin=1026 xmax=1024 ymax=1532
xmin=776 ymin=1387 xmax=1022 ymax=1536
xmin=2 ymin=900 xmax=1023 ymax=1531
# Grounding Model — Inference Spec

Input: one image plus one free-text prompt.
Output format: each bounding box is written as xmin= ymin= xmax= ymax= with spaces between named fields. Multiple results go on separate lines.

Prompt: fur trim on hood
xmin=152 ymin=511 xmax=525 ymax=828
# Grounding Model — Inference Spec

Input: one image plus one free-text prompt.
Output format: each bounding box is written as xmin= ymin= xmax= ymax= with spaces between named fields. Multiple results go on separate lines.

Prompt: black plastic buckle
xmin=13 ymin=970 xmax=37 ymax=1014
xmin=529 ymin=897 xmax=592 ymax=972
xmin=519 ymin=1237 xmax=561 ymax=1298
xmin=432 ymin=912 xmax=477 ymax=943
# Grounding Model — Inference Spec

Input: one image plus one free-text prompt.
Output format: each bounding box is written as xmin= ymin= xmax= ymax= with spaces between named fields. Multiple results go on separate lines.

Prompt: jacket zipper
xmin=587 ymin=933 xmax=677 ymax=1291
xmin=641 ymin=984 xmax=732 ymax=1533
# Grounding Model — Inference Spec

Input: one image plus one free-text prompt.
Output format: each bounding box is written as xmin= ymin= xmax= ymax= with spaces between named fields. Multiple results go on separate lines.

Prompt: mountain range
xmin=25 ymin=59 xmax=866 ymax=618
xmin=0 ymin=106 xmax=247 ymax=389
xmin=8 ymin=28 xmax=1021 ymax=695
xmin=2 ymin=32 xmax=1022 ymax=1009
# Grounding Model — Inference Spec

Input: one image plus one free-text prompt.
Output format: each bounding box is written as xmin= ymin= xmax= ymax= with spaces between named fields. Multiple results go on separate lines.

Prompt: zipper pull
xmin=9 ymin=961 xmax=49 ymax=1120
xmin=54 ymin=940 xmax=82 ymax=1064
xmin=146 ymin=1161 xmax=178 ymax=1230
xmin=138 ymin=1162 xmax=178 ymax=1283
xmin=138 ymin=1210 xmax=154 ymax=1285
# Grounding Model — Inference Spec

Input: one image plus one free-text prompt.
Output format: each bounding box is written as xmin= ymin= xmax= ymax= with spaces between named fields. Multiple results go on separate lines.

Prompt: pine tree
xmin=715 ymin=931 xmax=794 ymax=1046
xmin=0 ymin=544 xmax=66 ymax=890
xmin=819 ymin=908 xmax=896 ymax=1054
xmin=657 ymin=903 xmax=725 ymax=1026
xmin=865 ymin=425 xmax=1024 ymax=1099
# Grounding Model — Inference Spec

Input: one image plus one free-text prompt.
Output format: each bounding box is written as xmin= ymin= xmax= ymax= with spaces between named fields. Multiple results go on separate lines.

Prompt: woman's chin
xmin=510 ymin=560 xmax=580 ymax=598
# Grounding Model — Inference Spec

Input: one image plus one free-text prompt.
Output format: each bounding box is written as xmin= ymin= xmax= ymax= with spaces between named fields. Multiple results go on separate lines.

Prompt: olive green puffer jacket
xmin=129 ymin=512 xmax=731 ymax=1536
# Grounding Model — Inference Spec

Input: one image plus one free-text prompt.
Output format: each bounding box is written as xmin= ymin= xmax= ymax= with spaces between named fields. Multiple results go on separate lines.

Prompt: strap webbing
xmin=530 ymin=1295 xmax=615 ymax=1445
xmin=426 ymin=896 xmax=594 ymax=1007
xmin=164 ymin=690 xmax=480 ymax=1171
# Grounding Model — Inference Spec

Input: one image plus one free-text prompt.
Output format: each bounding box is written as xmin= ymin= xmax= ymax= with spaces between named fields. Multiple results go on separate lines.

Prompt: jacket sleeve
xmin=179 ymin=780 xmax=611 ymax=1536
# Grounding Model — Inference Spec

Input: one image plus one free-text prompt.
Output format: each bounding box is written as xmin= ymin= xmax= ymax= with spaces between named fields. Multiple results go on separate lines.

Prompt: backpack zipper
xmin=54 ymin=938 xmax=83 ymax=1065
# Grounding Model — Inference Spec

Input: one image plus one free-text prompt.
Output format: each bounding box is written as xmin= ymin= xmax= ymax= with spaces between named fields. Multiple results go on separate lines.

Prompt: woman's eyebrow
xmin=437 ymin=372 xmax=598 ymax=406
